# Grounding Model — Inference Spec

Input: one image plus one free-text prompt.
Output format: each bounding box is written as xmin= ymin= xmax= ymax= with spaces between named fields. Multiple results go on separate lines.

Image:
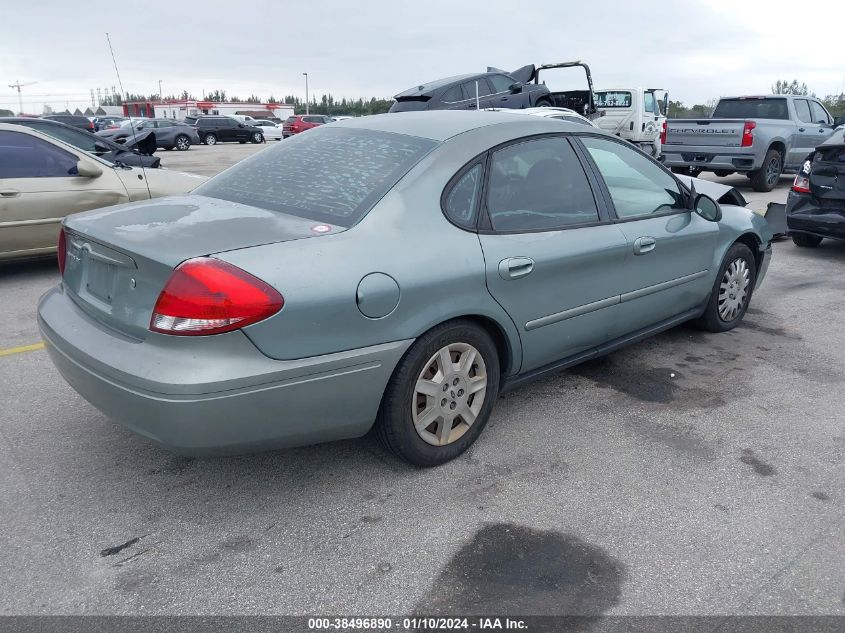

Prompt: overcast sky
xmin=2 ymin=0 xmax=842 ymax=114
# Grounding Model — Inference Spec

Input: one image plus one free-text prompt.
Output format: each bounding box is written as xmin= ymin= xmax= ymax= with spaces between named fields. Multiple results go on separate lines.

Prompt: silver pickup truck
xmin=663 ymin=95 xmax=842 ymax=192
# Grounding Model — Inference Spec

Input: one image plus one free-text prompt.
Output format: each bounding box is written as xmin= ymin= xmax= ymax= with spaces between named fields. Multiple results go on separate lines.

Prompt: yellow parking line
xmin=0 ymin=342 xmax=45 ymax=357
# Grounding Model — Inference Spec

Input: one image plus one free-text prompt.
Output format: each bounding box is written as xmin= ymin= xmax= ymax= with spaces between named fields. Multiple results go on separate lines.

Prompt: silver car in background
xmin=38 ymin=111 xmax=772 ymax=466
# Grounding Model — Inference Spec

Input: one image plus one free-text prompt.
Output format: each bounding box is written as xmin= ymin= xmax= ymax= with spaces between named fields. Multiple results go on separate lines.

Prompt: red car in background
xmin=282 ymin=114 xmax=332 ymax=138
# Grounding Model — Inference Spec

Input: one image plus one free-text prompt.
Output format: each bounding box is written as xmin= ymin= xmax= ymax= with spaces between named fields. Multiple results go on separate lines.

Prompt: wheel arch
xmin=768 ymin=139 xmax=786 ymax=159
xmin=734 ymin=231 xmax=763 ymax=272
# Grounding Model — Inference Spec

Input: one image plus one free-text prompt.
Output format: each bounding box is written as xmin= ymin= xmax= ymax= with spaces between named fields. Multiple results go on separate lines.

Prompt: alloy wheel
xmin=412 ymin=342 xmax=487 ymax=446
xmin=718 ymin=258 xmax=750 ymax=322
xmin=205 ymin=134 xmax=216 ymax=145
xmin=176 ymin=136 xmax=189 ymax=150
xmin=765 ymin=156 xmax=780 ymax=185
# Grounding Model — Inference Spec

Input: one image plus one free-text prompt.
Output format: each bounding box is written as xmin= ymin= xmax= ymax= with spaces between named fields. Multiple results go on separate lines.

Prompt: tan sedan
xmin=0 ymin=122 xmax=206 ymax=261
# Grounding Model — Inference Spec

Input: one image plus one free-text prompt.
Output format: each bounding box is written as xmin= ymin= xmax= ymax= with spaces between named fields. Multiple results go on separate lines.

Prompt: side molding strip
xmin=620 ymin=270 xmax=708 ymax=303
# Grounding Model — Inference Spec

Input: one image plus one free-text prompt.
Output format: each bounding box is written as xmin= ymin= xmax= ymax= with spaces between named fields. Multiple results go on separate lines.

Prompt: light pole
xmin=158 ymin=79 xmax=162 ymax=100
xmin=302 ymin=72 xmax=309 ymax=115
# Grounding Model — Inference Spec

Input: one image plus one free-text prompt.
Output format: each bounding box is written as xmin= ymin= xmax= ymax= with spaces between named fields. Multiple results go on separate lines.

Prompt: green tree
xmin=772 ymin=79 xmax=810 ymax=96
xmin=821 ymin=93 xmax=845 ymax=117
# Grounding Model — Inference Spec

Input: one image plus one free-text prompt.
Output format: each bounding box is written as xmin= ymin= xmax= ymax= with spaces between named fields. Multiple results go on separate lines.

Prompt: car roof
xmin=332 ymin=110 xmax=601 ymax=142
xmin=394 ymin=73 xmax=482 ymax=98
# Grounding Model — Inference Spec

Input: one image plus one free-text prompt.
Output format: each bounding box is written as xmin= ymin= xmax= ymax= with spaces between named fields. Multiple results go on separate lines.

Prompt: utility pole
xmin=158 ymin=79 xmax=162 ymax=100
xmin=8 ymin=79 xmax=37 ymax=115
xmin=303 ymin=72 xmax=309 ymax=114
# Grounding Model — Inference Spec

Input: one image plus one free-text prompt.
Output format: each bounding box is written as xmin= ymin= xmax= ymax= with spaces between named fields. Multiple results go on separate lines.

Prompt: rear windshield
xmin=712 ymin=98 xmax=789 ymax=120
xmin=816 ymin=145 xmax=845 ymax=164
xmin=195 ymin=127 xmax=438 ymax=227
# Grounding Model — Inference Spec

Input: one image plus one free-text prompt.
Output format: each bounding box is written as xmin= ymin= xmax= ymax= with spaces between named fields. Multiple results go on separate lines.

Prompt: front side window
xmin=443 ymin=163 xmax=482 ymax=228
xmin=795 ymin=99 xmax=813 ymax=124
xmin=486 ymin=136 xmax=599 ymax=232
xmin=195 ymin=127 xmax=437 ymax=227
xmin=488 ymin=74 xmax=514 ymax=93
xmin=580 ymin=136 xmax=685 ymax=219
xmin=0 ymin=131 xmax=79 ymax=179
xmin=20 ymin=123 xmax=98 ymax=153
xmin=810 ymin=101 xmax=831 ymax=125
xmin=643 ymin=92 xmax=657 ymax=114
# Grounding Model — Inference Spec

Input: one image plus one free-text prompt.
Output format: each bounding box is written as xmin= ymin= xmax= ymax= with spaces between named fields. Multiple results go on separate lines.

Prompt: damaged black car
xmin=786 ymin=129 xmax=845 ymax=247
xmin=389 ymin=65 xmax=551 ymax=112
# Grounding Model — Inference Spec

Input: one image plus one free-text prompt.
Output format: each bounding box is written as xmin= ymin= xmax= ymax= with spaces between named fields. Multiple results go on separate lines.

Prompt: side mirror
xmin=238 ymin=123 xmax=245 ymax=128
xmin=509 ymin=82 xmax=523 ymax=94
xmin=693 ymin=193 xmax=721 ymax=222
xmin=834 ymin=116 xmax=845 ymax=127
xmin=93 ymin=141 xmax=110 ymax=154
xmin=73 ymin=159 xmax=103 ymax=178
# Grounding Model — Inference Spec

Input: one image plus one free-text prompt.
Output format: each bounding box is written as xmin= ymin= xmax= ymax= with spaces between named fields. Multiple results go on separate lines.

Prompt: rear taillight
xmin=150 ymin=258 xmax=283 ymax=336
xmin=57 ymin=228 xmax=67 ymax=275
xmin=659 ymin=120 xmax=667 ymax=145
xmin=741 ymin=121 xmax=756 ymax=147
xmin=792 ymin=174 xmax=811 ymax=194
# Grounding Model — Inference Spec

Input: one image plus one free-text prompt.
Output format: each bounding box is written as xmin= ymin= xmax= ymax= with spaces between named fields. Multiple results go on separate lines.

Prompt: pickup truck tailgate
xmin=665 ymin=120 xmax=745 ymax=148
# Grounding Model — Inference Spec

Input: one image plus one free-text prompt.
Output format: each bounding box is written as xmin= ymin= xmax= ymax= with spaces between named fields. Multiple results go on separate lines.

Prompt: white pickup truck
xmin=662 ymin=95 xmax=841 ymax=192
xmin=593 ymin=88 xmax=668 ymax=158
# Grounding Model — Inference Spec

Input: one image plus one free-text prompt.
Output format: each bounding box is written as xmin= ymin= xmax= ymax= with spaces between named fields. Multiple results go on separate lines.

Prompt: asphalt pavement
xmin=0 ymin=146 xmax=842 ymax=618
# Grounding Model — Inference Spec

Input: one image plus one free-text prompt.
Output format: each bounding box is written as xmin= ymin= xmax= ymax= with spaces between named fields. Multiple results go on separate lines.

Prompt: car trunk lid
xmin=61 ymin=195 xmax=344 ymax=339
xmin=810 ymin=143 xmax=845 ymax=204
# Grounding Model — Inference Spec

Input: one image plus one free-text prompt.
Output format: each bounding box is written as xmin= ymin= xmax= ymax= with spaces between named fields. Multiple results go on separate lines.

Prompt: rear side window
xmin=486 ymin=136 xmax=599 ymax=231
xmin=443 ymin=163 xmax=483 ymax=228
xmin=488 ymin=75 xmax=514 ymax=93
xmin=712 ymin=98 xmax=789 ymax=120
xmin=462 ymin=79 xmax=492 ymax=99
xmin=441 ymin=85 xmax=464 ymax=103
xmin=0 ymin=130 xmax=79 ymax=178
xmin=195 ymin=127 xmax=438 ymax=227
xmin=19 ymin=122 xmax=98 ymax=153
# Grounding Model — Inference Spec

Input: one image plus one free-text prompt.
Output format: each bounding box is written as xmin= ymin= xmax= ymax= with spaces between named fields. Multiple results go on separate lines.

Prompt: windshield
xmin=712 ymin=98 xmax=789 ymax=120
xmin=194 ymin=127 xmax=438 ymax=227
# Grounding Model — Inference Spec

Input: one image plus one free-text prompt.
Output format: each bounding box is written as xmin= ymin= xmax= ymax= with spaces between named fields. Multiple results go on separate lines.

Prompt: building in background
xmin=121 ymin=99 xmax=294 ymax=121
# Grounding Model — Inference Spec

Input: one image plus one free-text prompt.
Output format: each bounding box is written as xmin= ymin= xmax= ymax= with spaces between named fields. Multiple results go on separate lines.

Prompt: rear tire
xmin=534 ymin=97 xmax=552 ymax=108
xmin=694 ymin=242 xmax=756 ymax=333
xmin=175 ymin=134 xmax=190 ymax=151
xmin=750 ymin=149 xmax=782 ymax=192
xmin=203 ymin=133 xmax=217 ymax=146
xmin=375 ymin=320 xmax=500 ymax=467
xmin=791 ymin=233 xmax=823 ymax=248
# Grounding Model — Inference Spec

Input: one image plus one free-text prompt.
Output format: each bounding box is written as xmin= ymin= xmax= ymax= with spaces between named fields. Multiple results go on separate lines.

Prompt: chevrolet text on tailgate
xmin=663 ymin=95 xmax=838 ymax=192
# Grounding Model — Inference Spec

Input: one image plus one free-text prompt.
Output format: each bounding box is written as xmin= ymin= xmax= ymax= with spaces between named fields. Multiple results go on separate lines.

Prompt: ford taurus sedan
xmin=38 ymin=111 xmax=773 ymax=466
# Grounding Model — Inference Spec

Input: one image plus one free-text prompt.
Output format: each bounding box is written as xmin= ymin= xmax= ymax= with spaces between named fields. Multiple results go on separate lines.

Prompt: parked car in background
xmin=36 ymin=112 xmax=771 ymax=466
xmin=2 ymin=117 xmax=160 ymax=168
xmin=332 ymin=115 xmax=353 ymax=122
xmin=786 ymin=129 xmax=845 ymax=247
xmin=594 ymin=88 xmax=668 ymax=158
xmin=390 ymin=67 xmax=551 ymax=113
xmin=663 ymin=95 xmax=839 ymax=192
xmin=97 ymin=118 xmax=200 ymax=151
xmin=93 ymin=116 xmax=127 ymax=131
xmin=281 ymin=114 xmax=331 ymax=138
xmin=488 ymin=106 xmax=597 ymax=127
xmin=0 ymin=123 xmax=205 ymax=261
xmin=251 ymin=119 xmax=284 ymax=140
xmin=42 ymin=114 xmax=95 ymax=132
xmin=193 ymin=116 xmax=264 ymax=145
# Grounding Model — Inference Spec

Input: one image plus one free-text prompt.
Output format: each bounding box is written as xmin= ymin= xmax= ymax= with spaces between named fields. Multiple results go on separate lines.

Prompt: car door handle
xmin=798 ymin=128 xmax=805 ymax=132
xmin=0 ymin=189 xmax=20 ymax=198
xmin=498 ymin=257 xmax=535 ymax=280
xmin=633 ymin=237 xmax=656 ymax=255
xmin=499 ymin=96 xmax=508 ymax=101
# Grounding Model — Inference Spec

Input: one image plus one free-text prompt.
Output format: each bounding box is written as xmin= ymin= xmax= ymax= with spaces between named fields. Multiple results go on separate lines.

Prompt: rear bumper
xmin=38 ymin=286 xmax=412 ymax=455
xmin=662 ymin=147 xmax=760 ymax=172
xmin=785 ymin=192 xmax=845 ymax=241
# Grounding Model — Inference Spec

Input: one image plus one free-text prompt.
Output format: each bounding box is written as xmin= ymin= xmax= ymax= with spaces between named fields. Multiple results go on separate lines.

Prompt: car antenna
xmin=106 ymin=32 xmax=151 ymax=198
xmin=475 ymin=81 xmax=480 ymax=111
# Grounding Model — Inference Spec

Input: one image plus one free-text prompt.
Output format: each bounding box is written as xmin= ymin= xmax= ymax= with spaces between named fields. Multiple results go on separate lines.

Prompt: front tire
xmin=694 ymin=242 xmax=757 ymax=333
xmin=375 ymin=320 xmax=500 ymax=467
xmin=203 ymin=133 xmax=217 ymax=146
xmin=750 ymin=149 xmax=782 ymax=192
xmin=534 ymin=97 xmax=552 ymax=108
xmin=252 ymin=132 xmax=264 ymax=144
xmin=792 ymin=233 xmax=823 ymax=248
